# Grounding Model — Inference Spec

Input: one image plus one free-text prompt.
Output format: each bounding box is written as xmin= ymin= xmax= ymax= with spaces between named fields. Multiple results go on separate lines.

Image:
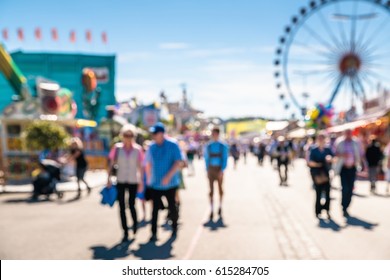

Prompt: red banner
xmin=51 ymin=28 xmax=58 ymax=41
xmin=17 ymin=28 xmax=24 ymax=41
xmin=102 ymin=32 xmax=107 ymax=44
xmin=86 ymin=30 xmax=92 ymax=42
xmin=34 ymin=28 xmax=42 ymax=40
xmin=70 ymin=30 xmax=76 ymax=43
xmin=2 ymin=29 xmax=8 ymax=40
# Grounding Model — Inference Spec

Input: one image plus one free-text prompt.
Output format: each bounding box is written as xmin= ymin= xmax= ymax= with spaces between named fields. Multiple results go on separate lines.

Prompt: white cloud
xmin=159 ymin=42 xmax=190 ymax=50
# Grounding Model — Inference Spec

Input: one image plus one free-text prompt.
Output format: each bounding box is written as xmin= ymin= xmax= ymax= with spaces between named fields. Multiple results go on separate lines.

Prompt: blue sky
xmin=1 ymin=0 xmax=389 ymax=119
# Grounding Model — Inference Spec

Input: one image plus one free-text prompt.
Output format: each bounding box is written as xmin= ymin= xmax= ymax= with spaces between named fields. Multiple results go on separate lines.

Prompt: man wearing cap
xmin=204 ymin=127 xmax=229 ymax=220
xmin=145 ymin=122 xmax=183 ymax=241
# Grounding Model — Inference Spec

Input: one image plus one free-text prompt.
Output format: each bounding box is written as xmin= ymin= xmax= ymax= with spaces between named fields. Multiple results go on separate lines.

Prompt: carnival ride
xmin=0 ymin=43 xmax=31 ymax=100
xmin=274 ymin=0 xmax=390 ymax=123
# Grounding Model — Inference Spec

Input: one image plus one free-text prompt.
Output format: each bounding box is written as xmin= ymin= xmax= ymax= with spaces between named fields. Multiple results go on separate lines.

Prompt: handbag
xmin=313 ymin=172 xmax=329 ymax=185
xmin=100 ymin=185 xmax=118 ymax=207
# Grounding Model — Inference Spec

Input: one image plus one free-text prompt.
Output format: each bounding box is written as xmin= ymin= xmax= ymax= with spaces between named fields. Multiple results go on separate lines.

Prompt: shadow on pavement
xmin=353 ymin=193 xmax=368 ymax=198
xmin=345 ymin=216 xmax=378 ymax=230
xmin=373 ymin=193 xmax=390 ymax=198
xmin=90 ymin=239 xmax=134 ymax=260
xmin=203 ymin=217 xmax=227 ymax=231
xmin=318 ymin=218 xmax=342 ymax=232
xmin=132 ymin=234 xmax=177 ymax=260
xmin=3 ymin=196 xmax=57 ymax=204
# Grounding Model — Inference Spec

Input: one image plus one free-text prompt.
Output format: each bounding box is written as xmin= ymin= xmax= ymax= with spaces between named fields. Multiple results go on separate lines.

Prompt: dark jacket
xmin=365 ymin=143 xmax=383 ymax=167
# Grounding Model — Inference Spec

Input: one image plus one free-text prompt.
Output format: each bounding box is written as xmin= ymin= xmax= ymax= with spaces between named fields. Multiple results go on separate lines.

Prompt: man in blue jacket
xmin=204 ymin=127 xmax=229 ymax=220
xmin=145 ymin=123 xmax=183 ymax=241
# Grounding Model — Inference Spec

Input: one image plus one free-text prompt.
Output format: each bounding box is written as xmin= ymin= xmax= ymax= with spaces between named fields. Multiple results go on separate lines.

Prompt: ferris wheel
xmin=274 ymin=0 xmax=390 ymax=116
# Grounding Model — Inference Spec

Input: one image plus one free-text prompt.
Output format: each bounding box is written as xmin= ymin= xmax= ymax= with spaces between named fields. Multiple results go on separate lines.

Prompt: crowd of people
xmin=37 ymin=123 xmax=390 ymax=243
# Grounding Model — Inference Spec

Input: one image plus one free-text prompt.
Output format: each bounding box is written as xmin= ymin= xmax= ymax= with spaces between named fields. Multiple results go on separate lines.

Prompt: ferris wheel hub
xmin=339 ymin=53 xmax=361 ymax=77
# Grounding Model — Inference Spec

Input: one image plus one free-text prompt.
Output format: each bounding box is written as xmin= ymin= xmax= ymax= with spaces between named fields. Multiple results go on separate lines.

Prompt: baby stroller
xmin=31 ymin=159 xmax=63 ymax=200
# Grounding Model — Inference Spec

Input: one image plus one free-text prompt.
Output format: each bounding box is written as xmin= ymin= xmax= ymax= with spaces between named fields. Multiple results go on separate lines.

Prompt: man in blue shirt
xmin=145 ymin=122 xmax=183 ymax=241
xmin=204 ymin=127 xmax=229 ymax=220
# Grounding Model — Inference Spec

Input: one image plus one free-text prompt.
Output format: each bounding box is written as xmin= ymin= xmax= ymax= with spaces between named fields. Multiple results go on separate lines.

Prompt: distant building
xmin=165 ymin=88 xmax=203 ymax=132
xmin=0 ymin=50 xmax=116 ymax=122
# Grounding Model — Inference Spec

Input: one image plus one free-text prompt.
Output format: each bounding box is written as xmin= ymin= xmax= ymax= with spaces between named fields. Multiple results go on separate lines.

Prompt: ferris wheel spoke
xmin=334 ymin=1 xmax=349 ymax=50
xmin=292 ymin=41 xmax=336 ymax=59
xmin=317 ymin=9 xmax=344 ymax=52
xmin=288 ymin=59 xmax=334 ymax=65
xmin=364 ymin=62 xmax=390 ymax=69
xmin=301 ymin=24 xmax=339 ymax=53
xmin=355 ymin=4 xmax=376 ymax=53
xmin=359 ymin=72 xmax=377 ymax=92
xmin=358 ymin=18 xmax=390 ymax=55
xmin=365 ymin=50 xmax=390 ymax=61
xmin=352 ymin=76 xmax=366 ymax=101
xmin=359 ymin=38 xmax=390 ymax=60
xmin=349 ymin=0 xmax=359 ymax=52
xmin=362 ymin=69 xmax=388 ymax=82
xmin=291 ymin=69 xmax=336 ymax=75
xmin=328 ymin=76 xmax=345 ymax=105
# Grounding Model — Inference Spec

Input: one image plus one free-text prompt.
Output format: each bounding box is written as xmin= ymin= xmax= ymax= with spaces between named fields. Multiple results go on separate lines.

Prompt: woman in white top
xmin=107 ymin=124 xmax=144 ymax=243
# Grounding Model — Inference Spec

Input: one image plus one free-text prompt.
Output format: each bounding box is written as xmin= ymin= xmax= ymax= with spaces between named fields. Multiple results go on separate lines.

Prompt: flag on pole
xmin=86 ymin=30 xmax=92 ymax=42
xmin=51 ymin=28 xmax=58 ymax=41
xmin=102 ymin=32 xmax=107 ymax=44
xmin=17 ymin=28 xmax=24 ymax=41
xmin=70 ymin=30 xmax=76 ymax=43
xmin=2 ymin=29 xmax=8 ymax=40
xmin=34 ymin=28 xmax=42 ymax=40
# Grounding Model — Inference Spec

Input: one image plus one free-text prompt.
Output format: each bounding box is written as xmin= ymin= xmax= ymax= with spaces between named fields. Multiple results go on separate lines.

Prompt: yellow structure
xmin=226 ymin=120 xmax=267 ymax=137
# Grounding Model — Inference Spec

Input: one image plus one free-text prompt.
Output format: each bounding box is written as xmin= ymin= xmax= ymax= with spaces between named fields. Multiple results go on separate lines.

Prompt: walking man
xmin=145 ymin=122 xmax=183 ymax=241
xmin=335 ymin=129 xmax=363 ymax=217
xmin=204 ymin=127 xmax=229 ymax=220
xmin=365 ymin=137 xmax=383 ymax=194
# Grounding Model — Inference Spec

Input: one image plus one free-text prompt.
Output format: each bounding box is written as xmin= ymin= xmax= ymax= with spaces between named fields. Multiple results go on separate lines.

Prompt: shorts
xmin=208 ymin=166 xmax=221 ymax=182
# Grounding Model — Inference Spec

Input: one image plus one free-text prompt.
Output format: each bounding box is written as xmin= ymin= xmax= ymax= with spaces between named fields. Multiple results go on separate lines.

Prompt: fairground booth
xmin=0 ymin=43 xmax=116 ymax=183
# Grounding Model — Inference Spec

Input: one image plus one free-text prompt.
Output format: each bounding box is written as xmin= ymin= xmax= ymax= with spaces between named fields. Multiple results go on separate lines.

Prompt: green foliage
xmin=23 ymin=121 xmax=70 ymax=151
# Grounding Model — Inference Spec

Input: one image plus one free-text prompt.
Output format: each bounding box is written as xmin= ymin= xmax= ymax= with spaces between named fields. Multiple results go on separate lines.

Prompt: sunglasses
xmin=123 ymin=134 xmax=134 ymax=138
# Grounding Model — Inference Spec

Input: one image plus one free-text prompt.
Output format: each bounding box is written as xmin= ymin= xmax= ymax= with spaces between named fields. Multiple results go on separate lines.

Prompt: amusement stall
xmin=0 ymin=44 xmax=107 ymax=183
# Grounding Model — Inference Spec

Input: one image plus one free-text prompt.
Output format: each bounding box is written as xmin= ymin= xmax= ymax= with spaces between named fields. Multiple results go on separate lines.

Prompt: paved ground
xmin=0 ymin=155 xmax=389 ymax=260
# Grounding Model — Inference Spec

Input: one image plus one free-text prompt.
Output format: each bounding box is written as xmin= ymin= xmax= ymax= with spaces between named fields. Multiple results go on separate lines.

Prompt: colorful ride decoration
xmin=305 ymin=103 xmax=334 ymax=129
xmin=82 ymin=68 xmax=97 ymax=93
xmin=56 ymin=88 xmax=77 ymax=118
xmin=81 ymin=68 xmax=100 ymax=120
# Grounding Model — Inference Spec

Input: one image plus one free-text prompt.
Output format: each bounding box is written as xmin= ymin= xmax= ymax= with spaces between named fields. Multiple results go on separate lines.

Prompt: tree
xmin=23 ymin=121 xmax=70 ymax=151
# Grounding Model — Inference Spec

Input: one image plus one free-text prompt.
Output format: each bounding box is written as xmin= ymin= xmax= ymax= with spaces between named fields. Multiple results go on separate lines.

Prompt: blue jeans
xmin=340 ymin=167 xmax=356 ymax=211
